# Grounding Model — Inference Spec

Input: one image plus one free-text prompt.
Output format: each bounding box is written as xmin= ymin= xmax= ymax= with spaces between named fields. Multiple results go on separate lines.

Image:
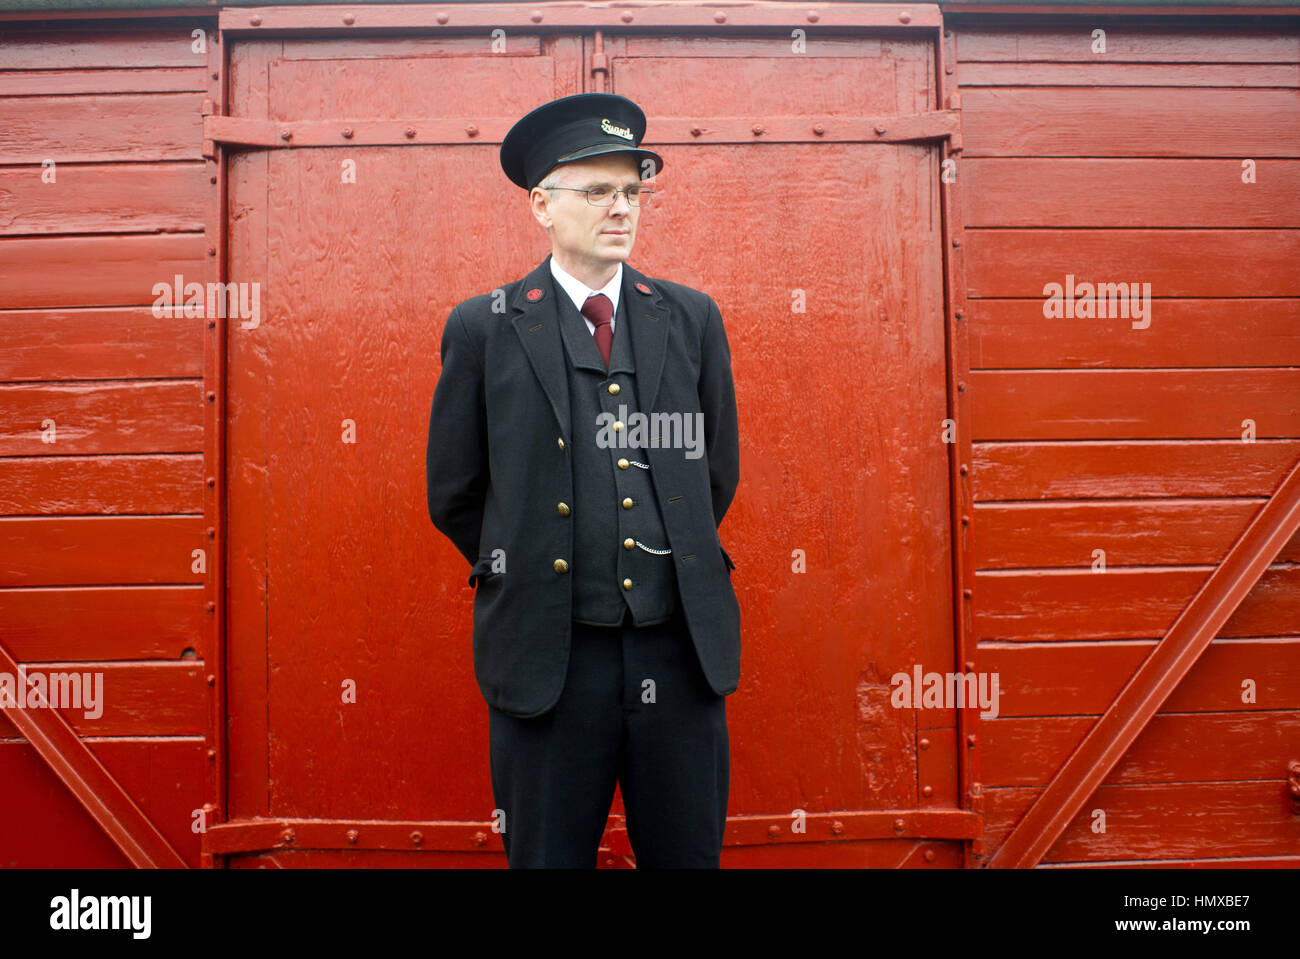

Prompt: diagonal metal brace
xmin=0 ymin=642 xmax=188 ymax=868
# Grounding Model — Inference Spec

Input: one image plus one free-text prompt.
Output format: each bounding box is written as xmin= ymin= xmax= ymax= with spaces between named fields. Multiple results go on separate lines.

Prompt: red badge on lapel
xmin=526 ymin=288 xmax=543 ymax=301
xmin=635 ymin=282 xmax=651 ymax=295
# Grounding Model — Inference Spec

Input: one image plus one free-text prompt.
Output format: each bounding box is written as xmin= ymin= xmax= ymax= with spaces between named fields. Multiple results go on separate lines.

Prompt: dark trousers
xmin=487 ymin=605 xmax=729 ymax=868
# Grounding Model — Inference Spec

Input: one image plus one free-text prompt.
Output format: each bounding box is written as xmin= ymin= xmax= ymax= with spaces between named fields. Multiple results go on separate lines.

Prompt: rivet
xmin=208 ymin=320 xmax=216 ymax=329
xmin=919 ymin=737 xmax=930 ymax=750
xmin=206 ymin=602 xmax=215 ymax=613
xmin=807 ymin=11 xmax=820 ymax=22
xmin=342 ymin=12 xmax=355 ymax=24
xmin=405 ymin=127 xmax=416 ymax=138
xmin=207 ymin=673 xmax=215 ymax=685
xmin=752 ymin=124 xmax=764 ymax=136
xmin=621 ymin=10 xmax=633 ymax=21
xmin=924 ymin=849 xmax=936 ymax=862
xmin=207 ymin=748 xmax=216 ymax=759
xmin=342 ymin=127 xmax=353 ymax=139
xmin=210 ymin=175 xmax=217 ymax=184
xmin=965 ymin=661 xmax=976 ymax=672
xmin=207 ymin=246 xmax=216 ymax=256
xmin=961 ymin=514 xmax=970 ymax=525
xmin=952 ymin=237 xmax=962 ymax=248
xmin=959 ymin=463 xmax=968 ymax=475
xmin=714 ymin=11 xmax=727 ymax=22
xmin=436 ymin=12 xmax=448 ymax=24
xmin=605 ymin=858 xmax=615 ymax=867
xmin=955 ymin=309 xmax=964 ymax=321
xmin=767 ymin=824 xmax=780 ymax=838
xmin=346 ymin=830 xmax=359 ymax=844
xmin=530 ymin=10 xmax=543 ymax=22
xmin=963 ymin=588 xmax=973 ymax=599
xmin=410 ymin=830 xmax=423 ymax=845
xmin=465 ymin=124 xmax=479 ymax=137
xmin=831 ymin=820 xmax=844 ymax=835
xmin=875 ymin=124 xmax=887 ymax=135
xmin=898 ymin=9 xmax=913 ymax=23
xmin=206 ymin=476 xmax=216 ymax=487
xmin=281 ymin=828 xmax=295 ymax=843
xmin=967 ymin=734 xmax=977 ymax=747
xmin=946 ymin=66 xmax=954 ymax=75
xmin=207 ymin=391 xmax=216 ymax=402
xmin=812 ymin=124 xmax=825 ymax=136
xmin=280 ymin=129 xmax=292 ymax=141
xmin=473 ymin=831 xmax=487 ymax=846
xmin=207 ymin=527 xmax=216 ymax=538
xmin=690 ymin=126 xmax=703 ymax=137
xmin=922 ymin=785 xmax=933 ymax=797
xmin=893 ymin=818 xmax=906 ymax=833
xmin=211 ymin=72 xmax=219 ymax=81
xmin=957 ymin=381 xmax=965 ymax=392
xmin=249 ymin=14 xmax=261 ymax=25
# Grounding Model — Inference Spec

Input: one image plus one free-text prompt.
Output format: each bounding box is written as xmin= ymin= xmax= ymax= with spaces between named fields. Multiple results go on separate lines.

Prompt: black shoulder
xmin=639 ymin=275 xmax=716 ymax=318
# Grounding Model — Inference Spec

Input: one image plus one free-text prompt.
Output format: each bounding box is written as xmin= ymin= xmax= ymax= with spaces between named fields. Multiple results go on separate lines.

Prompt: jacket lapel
xmin=621 ymin=261 xmax=670 ymax=411
xmin=510 ymin=255 xmax=571 ymax=442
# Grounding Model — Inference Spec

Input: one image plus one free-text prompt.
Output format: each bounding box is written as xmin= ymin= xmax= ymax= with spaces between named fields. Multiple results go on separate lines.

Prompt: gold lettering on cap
xmin=601 ymin=118 xmax=635 ymax=141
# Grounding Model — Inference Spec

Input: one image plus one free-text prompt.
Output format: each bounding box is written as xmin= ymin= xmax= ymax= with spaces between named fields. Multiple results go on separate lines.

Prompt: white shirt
xmin=549 ymin=257 xmax=621 ymax=336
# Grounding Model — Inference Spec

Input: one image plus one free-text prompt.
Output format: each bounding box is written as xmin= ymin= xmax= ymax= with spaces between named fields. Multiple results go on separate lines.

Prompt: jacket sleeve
xmin=698 ymin=295 xmax=740 ymax=529
xmin=426 ymin=303 xmax=489 ymax=566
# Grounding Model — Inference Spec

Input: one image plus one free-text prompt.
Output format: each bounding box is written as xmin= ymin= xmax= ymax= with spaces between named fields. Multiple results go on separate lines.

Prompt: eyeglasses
xmin=546 ymin=185 xmax=653 ymax=207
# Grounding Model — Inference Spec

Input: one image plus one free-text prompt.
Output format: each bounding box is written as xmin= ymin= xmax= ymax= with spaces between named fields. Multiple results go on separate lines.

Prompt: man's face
xmin=530 ymin=154 xmax=642 ymax=273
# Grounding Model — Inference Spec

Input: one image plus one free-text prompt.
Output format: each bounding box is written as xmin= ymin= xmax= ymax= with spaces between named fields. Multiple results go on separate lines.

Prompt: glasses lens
xmin=629 ymin=189 xmax=651 ymax=207
xmin=586 ymin=187 xmax=613 ymax=206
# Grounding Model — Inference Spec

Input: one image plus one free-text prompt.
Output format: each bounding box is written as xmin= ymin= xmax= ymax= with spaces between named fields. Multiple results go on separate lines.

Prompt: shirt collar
xmin=549 ymin=256 xmax=621 ymax=319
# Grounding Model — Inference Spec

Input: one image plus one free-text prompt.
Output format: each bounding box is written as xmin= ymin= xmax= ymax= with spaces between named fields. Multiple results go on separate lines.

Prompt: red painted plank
xmin=0 ymin=516 xmax=207 ymax=587
xmin=0 ymin=661 xmax=207 ymax=737
xmin=961 ymin=89 xmax=1300 ymax=157
xmin=0 ymin=738 xmax=208 ymax=868
xmin=956 ymin=27 xmax=1300 ymax=62
xmin=280 ymin=35 xmax=541 ymax=60
xmin=958 ymin=62 xmax=1300 ymax=86
xmin=965 ymin=229 xmax=1300 ymax=297
xmin=0 ymin=380 xmax=203 ymax=455
xmin=0 ymin=234 xmax=209 ymax=308
xmin=0 ymin=162 xmax=209 ymax=236
xmin=974 ymin=499 xmax=1300 ymax=568
xmin=0 ymin=67 xmax=207 ymax=97
xmin=0 ymin=586 xmax=206 ymax=661
xmin=976 ymin=565 xmax=1300 ymax=641
xmin=983 ymin=711 xmax=1300 ymax=786
xmin=0 ymin=308 xmax=204 ymax=381
xmin=985 ymin=781 xmax=1300 ymax=862
xmin=980 ymin=637 xmax=1300 ymax=717
xmin=0 ymin=453 xmax=204 ymax=515
xmin=969 ymin=298 xmax=1300 ymax=368
xmin=0 ymin=93 xmax=205 ymax=164
xmin=0 ymin=26 xmax=213 ymax=70
xmin=973 ymin=440 xmax=1300 ymax=500
xmin=962 ymin=160 xmax=1300 ymax=228
xmin=970 ymin=369 xmax=1300 ymax=440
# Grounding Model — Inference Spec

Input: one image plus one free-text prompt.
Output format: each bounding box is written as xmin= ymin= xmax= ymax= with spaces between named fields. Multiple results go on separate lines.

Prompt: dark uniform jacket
xmin=426 ymin=254 xmax=740 ymax=717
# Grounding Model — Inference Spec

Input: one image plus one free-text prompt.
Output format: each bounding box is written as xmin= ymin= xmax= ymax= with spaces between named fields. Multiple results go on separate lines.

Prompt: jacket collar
xmin=511 ymin=254 xmax=670 ymax=443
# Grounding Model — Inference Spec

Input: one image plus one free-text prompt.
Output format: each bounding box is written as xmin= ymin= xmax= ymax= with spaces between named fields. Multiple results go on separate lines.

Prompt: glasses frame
xmin=544 ymin=185 xmax=654 ymax=207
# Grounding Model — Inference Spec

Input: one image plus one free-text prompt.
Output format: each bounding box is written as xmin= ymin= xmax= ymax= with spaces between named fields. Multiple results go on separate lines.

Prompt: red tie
xmin=581 ymin=293 xmax=613 ymax=368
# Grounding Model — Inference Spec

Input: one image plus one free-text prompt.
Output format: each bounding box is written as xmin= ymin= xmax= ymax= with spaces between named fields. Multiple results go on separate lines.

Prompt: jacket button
xmin=607 ymin=383 xmax=620 ymax=395
xmin=623 ymin=538 xmax=635 ymax=550
xmin=622 ymin=578 xmax=633 ymax=590
xmin=556 ymin=502 xmax=571 ymax=516
xmin=557 ymin=437 xmax=565 ymax=450
xmin=613 ymin=420 xmax=624 ymax=432
xmin=617 ymin=458 xmax=629 ymax=469
xmin=622 ymin=497 xmax=634 ymax=509
xmin=553 ymin=558 xmax=569 ymax=574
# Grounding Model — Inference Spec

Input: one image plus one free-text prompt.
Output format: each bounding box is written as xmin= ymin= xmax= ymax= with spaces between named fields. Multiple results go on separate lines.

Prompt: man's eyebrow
xmin=580 ymin=180 xmax=643 ymax=189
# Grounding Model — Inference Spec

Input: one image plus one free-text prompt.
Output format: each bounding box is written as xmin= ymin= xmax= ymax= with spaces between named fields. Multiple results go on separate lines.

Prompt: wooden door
xmin=221 ymin=23 xmax=960 ymax=867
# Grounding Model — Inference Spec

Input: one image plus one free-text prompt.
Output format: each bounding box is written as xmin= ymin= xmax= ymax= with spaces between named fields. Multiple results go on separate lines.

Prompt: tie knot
xmin=581 ymin=292 xmax=613 ymax=328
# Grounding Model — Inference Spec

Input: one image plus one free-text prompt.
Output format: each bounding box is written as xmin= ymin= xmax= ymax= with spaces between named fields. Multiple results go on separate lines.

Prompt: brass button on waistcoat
xmin=617 ymin=458 xmax=629 ymax=469
xmin=556 ymin=502 xmax=571 ymax=516
xmin=622 ymin=578 xmax=633 ymax=590
xmin=557 ymin=437 xmax=565 ymax=450
xmin=607 ymin=383 xmax=620 ymax=395
xmin=622 ymin=497 xmax=634 ymax=509
xmin=553 ymin=558 xmax=569 ymax=574
xmin=623 ymin=538 xmax=635 ymax=549
xmin=613 ymin=421 xmax=624 ymax=432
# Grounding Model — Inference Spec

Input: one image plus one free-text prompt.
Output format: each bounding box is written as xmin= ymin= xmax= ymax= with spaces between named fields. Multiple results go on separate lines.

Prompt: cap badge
xmin=635 ymin=282 xmax=651 ymax=295
xmin=526 ymin=288 xmax=544 ymax=301
xmin=600 ymin=118 xmax=635 ymax=141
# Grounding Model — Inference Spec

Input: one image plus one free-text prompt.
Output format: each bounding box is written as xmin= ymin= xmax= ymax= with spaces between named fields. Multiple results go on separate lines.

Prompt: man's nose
xmin=609 ymin=192 xmax=633 ymax=214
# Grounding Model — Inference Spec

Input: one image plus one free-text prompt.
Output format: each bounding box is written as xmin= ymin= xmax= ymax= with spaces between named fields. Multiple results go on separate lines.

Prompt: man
xmin=425 ymin=93 xmax=740 ymax=868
